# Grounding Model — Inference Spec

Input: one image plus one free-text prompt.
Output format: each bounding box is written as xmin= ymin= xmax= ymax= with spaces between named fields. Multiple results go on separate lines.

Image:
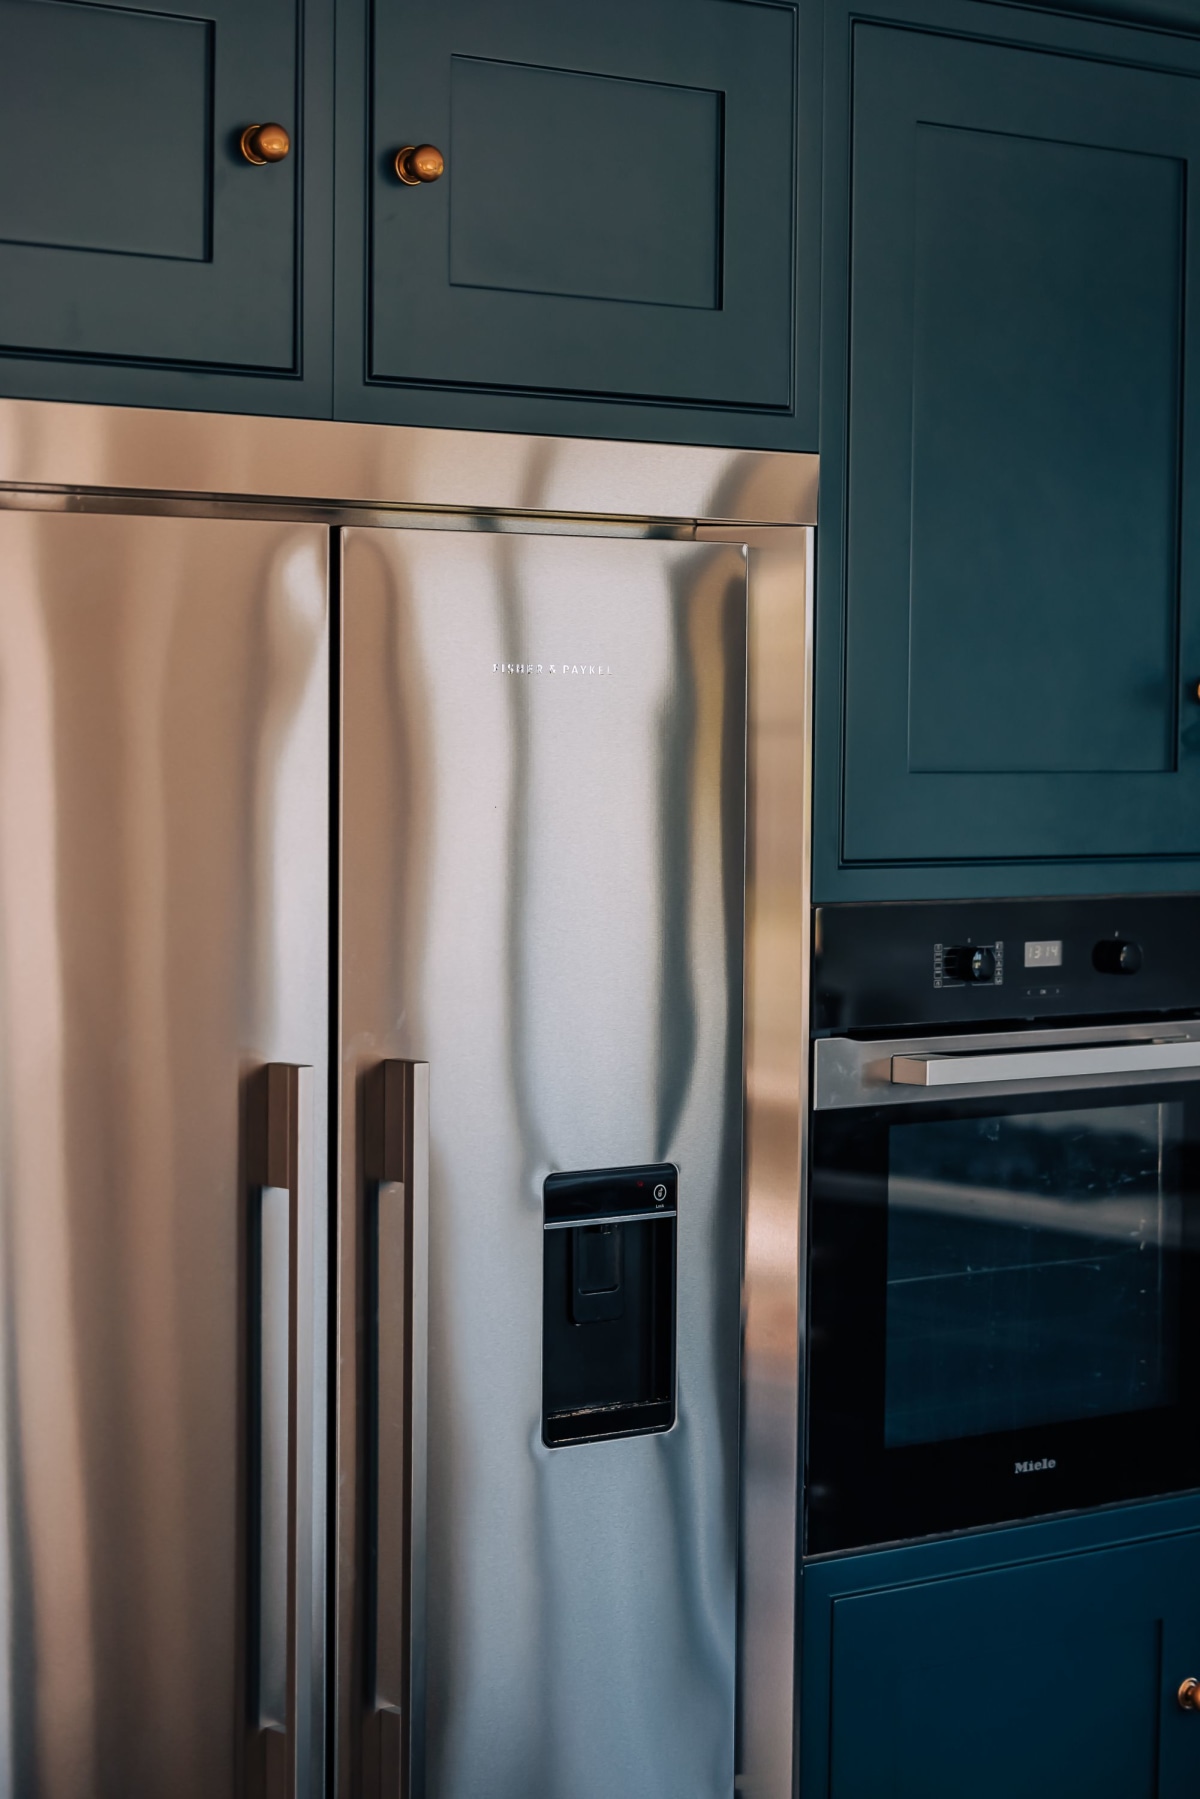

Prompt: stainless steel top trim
xmin=891 ymin=1039 xmax=1200 ymax=1089
xmin=814 ymin=1019 xmax=1200 ymax=1110
xmin=0 ymin=400 xmax=818 ymax=528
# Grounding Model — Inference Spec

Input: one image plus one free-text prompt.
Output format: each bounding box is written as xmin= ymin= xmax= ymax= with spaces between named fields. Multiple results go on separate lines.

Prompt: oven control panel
xmin=814 ymin=895 xmax=1200 ymax=1031
xmin=1093 ymin=938 xmax=1142 ymax=975
xmin=936 ymin=942 xmax=1003 ymax=987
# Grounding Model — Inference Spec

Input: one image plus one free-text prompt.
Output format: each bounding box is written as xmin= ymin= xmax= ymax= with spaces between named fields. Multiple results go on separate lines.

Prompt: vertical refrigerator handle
xmin=251 ymin=1062 xmax=312 ymax=1799
xmin=365 ymin=1060 xmax=429 ymax=1799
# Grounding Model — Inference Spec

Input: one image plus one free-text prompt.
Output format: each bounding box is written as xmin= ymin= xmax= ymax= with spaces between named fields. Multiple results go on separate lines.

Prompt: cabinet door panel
xmin=0 ymin=0 xmax=301 ymax=370
xmin=842 ymin=24 xmax=1200 ymax=864
xmin=829 ymin=1535 xmax=1200 ymax=1799
xmin=364 ymin=0 xmax=796 ymax=408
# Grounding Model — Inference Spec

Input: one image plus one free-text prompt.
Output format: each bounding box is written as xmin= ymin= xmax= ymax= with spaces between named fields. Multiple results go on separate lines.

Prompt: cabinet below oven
xmin=799 ymin=1495 xmax=1200 ymax=1799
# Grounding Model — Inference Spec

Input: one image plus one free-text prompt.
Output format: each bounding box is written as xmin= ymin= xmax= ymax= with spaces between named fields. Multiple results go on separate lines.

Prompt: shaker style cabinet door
xmin=0 ymin=0 xmax=330 ymax=407
xmin=825 ymin=1533 xmax=1200 ymax=1799
xmin=839 ymin=22 xmax=1200 ymax=865
xmin=338 ymin=0 xmax=806 ymax=441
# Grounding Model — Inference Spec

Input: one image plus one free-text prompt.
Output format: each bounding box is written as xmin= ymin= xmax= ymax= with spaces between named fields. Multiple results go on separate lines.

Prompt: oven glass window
xmin=884 ymin=1102 xmax=1182 ymax=1449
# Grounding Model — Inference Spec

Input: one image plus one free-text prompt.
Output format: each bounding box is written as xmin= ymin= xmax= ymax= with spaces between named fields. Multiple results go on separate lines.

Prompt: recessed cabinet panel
xmin=907 ymin=127 xmax=1182 ymax=777
xmin=0 ymin=0 xmax=304 ymax=372
xmin=364 ymin=0 xmax=796 ymax=409
xmin=827 ymin=1537 xmax=1200 ymax=1798
xmin=840 ymin=24 xmax=1200 ymax=865
xmin=447 ymin=58 xmax=722 ymax=310
xmin=0 ymin=1 xmax=211 ymax=261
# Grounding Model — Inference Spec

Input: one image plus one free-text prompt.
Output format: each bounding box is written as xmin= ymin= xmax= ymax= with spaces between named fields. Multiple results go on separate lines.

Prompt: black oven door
xmin=807 ymin=1066 xmax=1200 ymax=1554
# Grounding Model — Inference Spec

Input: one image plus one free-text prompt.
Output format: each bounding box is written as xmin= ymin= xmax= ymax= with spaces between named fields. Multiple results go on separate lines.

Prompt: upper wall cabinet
xmin=817 ymin=1 xmax=1200 ymax=895
xmin=335 ymin=0 xmax=818 ymax=447
xmin=0 ymin=0 xmax=332 ymax=415
xmin=0 ymin=0 xmax=815 ymax=445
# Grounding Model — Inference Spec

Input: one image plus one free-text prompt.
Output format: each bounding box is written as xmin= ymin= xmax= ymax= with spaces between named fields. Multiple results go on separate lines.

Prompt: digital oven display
xmin=1023 ymin=939 xmax=1063 ymax=967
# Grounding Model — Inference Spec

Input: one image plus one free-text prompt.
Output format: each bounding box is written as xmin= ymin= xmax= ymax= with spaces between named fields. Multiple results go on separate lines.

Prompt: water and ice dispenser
xmin=542 ymin=1164 xmax=677 ymax=1447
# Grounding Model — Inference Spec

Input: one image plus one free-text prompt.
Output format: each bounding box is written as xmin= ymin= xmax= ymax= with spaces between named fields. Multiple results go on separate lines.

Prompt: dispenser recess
xmin=542 ymin=1164 xmax=677 ymax=1447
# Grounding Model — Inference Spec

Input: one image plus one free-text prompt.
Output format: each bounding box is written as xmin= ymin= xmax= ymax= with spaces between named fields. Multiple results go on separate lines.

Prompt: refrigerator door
xmin=0 ymin=510 xmax=329 ymax=1799
xmin=340 ymin=528 xmax=746 ymax=1799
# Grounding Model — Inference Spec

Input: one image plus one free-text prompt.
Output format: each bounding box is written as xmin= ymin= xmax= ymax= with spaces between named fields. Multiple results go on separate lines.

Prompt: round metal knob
xmin=1178 ymin=1678 xmax=1200 ymax=1712
xmin=240 ymin=123 xmax=291 ymax=165
xmin=394 ymin=144 xmax=445 ymax=185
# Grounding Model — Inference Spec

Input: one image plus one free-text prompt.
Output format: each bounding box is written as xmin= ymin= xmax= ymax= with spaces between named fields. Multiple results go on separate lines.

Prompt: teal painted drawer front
xmin=351 ymin=0 xmax=802 ymax=422
xmin=840 ymin=21 xmax=1200 ymax=865
xmin=827 ymin=1534 xmax=1200 ymax=1798
xmin=0 ymin=0 xmax=333 ymax=410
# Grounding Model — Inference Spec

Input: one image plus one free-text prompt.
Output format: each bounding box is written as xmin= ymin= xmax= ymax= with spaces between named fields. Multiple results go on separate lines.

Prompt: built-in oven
xmin=806 ymin=897 xmax=1200 ymax=1556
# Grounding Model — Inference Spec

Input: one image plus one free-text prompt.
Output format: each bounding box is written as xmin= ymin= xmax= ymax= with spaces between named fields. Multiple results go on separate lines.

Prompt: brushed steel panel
xmin=0 ymin=399 xmax=818 ymax=528
xmin=340 ymin=528 xmax=748 ymax=1799
xmin=0 ymin=510 xmax=329 ymax=1798
xmin=737 ymin=534 xmax=811 ymax=1799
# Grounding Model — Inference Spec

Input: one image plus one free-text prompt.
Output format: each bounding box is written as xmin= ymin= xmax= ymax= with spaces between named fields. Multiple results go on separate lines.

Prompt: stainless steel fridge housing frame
xmin=0 ymin=398 xmax=814 ymax=1799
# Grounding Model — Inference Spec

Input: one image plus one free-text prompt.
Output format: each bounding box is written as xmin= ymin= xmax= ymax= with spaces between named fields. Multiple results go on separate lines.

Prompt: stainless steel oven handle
xmin=892 ymin=1040 xmax=1200 ymax=1088
xmin=365 ymin=1059 xmax=429 ymax=1799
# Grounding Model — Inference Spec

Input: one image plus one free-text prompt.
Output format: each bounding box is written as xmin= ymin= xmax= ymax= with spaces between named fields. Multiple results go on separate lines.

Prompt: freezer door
xmin=340 ymin=528 xmax=746 ymax=1799
xmin=0 ymin=511 xmax=329 ymax=1799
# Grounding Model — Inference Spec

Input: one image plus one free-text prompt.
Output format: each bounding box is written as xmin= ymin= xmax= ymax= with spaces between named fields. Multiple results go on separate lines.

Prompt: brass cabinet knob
xmin=1178 ymin=1678 xmax=1200 ymax=1711
xmin=394 ymin=144 xmax=445 ymax=185
xmin=240 ymin=123 xmax=291 ymax=165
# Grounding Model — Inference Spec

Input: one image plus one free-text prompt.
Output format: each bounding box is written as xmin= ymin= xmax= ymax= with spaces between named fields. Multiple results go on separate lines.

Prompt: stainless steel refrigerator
xmin=0 ymin=403 xmax=813 ymax=1799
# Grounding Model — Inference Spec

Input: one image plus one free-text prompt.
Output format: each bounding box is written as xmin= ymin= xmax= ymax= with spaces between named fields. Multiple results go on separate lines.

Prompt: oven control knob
xmin=1092 ymin=939 xmax=1143 ymax=975
xmin=943 ymin=944 xmax=997 ymax=984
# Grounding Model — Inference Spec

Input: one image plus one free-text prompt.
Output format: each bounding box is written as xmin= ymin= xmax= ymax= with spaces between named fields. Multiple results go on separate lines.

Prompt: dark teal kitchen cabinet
xmin=815 ymin=0 xmax=1200 ymax=897
xmin=334 ymin=0 xmax=819 ymax=448
xmin=827 ymin=1537 xmax=1200 ymax=1798
xmin=801 ymin=1499 xmax=1200 ymax=1799
xmin=0 ymin=0 xmax=333 ymax=415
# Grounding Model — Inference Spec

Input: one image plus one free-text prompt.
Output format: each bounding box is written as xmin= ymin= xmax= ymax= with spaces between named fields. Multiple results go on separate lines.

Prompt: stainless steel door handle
xmin=251 ymin=1063 xmax=312 ymax=1794
xmin=365 ymin=1060 xmax=429 ymax=1798
xmin=891 ymin=1039 xmax=1200 ymax=1088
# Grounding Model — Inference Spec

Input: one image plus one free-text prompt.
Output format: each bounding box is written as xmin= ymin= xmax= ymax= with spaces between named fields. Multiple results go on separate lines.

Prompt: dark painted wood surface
xmin=801 ymin=1494 xmax=1200 ymax=1799
xmin=0 ymin=0 xmax=333 ymax=415
xmin=336 ymin=0 xmax=819 ymax=448
xmin=814 ymin=0 xmax=1200 ymax=898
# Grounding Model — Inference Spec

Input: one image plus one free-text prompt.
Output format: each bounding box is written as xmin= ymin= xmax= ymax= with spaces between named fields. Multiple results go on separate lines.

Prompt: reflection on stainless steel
xmin=340 ymin=528 xmax=750 ymax=1799
xmin=815 ymin=1020 xmax=1200 ymax=1111
xmin=0 ymin=399 xmax=818 ymax=528
xmin=738 ymin=536 xmax=811 ymax=1799
xmin=0 ymin=511 xmax=329 ymax=1797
